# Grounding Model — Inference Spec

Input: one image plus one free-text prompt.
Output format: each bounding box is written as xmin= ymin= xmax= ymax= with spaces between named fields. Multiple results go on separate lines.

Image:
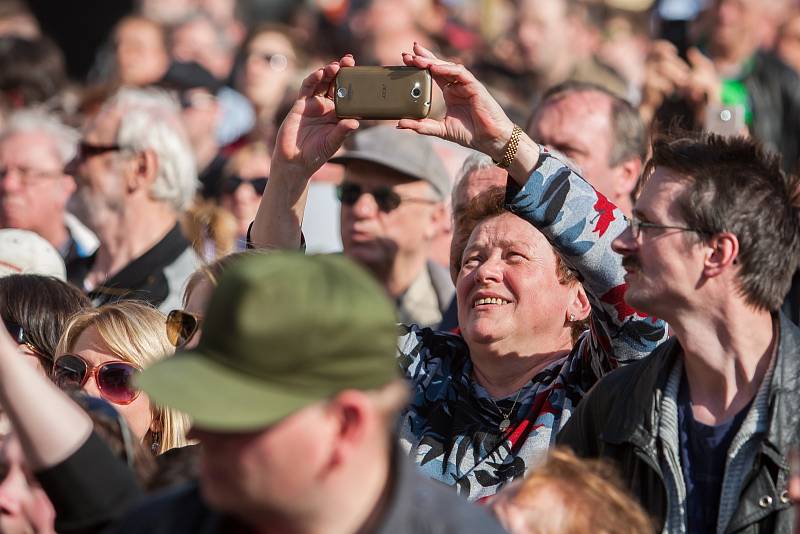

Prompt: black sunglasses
xmin=336 ymin=182 xmax=439 ymax=213
xmin=3 ymin=319 xmax=26 ymax=345
xmin=222 ymin=176 xmax=268 ymax=195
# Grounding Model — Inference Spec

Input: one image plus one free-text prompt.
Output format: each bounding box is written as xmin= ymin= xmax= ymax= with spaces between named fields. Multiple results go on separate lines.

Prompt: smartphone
xmin=705 ymin=104 xmax=746 ymax=137
xmin=334 ymin=66 xmax=432 ymax=120
xmin=659 ymin=19 xmax=689 ymax=60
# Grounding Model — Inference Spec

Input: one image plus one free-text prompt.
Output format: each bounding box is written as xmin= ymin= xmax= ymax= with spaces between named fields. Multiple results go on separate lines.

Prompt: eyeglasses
xmin=336 ymin=182 xmax=438 ymax=213
xmin=222 ymin=175 xmax=268 ymax=196
xmin=53 ymin=354 xmax=141 ymax=405
xmin=0 ymin=164 xmax=63 ymax=185
xmin=248 ymin=52 xmax=291 ymax=71
xmin=628 ymin=216 xmax=708 ymax=239
xmin=166 ymin=310 xmax=202 ymax=348
xmin=3 ymin=319 xmax=46 ymax=359
xmin=65 ymin=142 xmax=130 ymax=175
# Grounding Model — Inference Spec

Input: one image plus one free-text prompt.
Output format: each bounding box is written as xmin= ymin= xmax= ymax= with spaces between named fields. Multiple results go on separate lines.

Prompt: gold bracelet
xmin=494 ymin=124 xmax=522 ymax=169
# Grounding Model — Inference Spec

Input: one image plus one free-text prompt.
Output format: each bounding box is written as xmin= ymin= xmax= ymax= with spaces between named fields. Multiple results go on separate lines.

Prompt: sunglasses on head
xmin=166 ymin=310 xmax=202 ymax=349
xmin=336 ymin=182 xmax=438 ymax=213
xmin=53 ymin=354 xmax=140 ymax=405
xmin=3 ymin=319 xmax=47 ymax=358
xmin=222 ymin=176 xmax=268 ymax=195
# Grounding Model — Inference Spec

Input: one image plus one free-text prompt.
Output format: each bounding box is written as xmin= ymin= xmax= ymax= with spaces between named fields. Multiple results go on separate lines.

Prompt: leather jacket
xmin=558 ymin=314 xmax=800 ymax=533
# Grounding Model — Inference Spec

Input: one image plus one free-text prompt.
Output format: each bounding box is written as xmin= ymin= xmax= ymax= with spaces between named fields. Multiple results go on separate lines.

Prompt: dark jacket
xmin=107 ymin=446 xmax=507 ymax=534
xmin=746 ymin=51 xmax=800 ymax=173
xmin=558 ymin=314 xmax=800 ymax=533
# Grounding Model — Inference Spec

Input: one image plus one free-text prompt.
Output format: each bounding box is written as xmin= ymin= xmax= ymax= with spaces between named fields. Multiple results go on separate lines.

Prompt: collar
xmin=88 ymin=223 xmax=190 ymax=298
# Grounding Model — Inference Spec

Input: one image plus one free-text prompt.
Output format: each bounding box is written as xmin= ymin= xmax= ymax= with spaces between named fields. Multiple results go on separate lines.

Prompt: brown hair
xmin=0 ymin=275 xmax=90 ymax=371
xmin=645 ymin=132 xmax=800 ymax=311
xmin=451 ymin=187 xmax=588 ymax=343
xmin=494 ymin=447 xmax=655 ymax=534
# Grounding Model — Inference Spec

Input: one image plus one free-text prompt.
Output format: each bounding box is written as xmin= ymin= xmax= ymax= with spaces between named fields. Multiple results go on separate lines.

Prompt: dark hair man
xmin=113 ymin=252 xmax=505 ymax=534
xmin=559 ymin=133 xmax=800 ymax=533
xmin=527 ymin=81 xmax=646 ymax=217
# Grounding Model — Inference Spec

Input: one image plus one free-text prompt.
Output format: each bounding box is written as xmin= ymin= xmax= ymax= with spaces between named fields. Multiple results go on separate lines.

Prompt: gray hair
xmin=171 ymin=9 xmax=231 ymax=52
xmin=103 ymin=87 xmax=198 ymax=211
xmin=0 ymin=108 xmax=79 ymax=164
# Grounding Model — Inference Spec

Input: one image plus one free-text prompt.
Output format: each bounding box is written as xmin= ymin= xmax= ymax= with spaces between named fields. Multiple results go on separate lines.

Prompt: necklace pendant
xmin=499 ymin=418 xmax=510 ymax=432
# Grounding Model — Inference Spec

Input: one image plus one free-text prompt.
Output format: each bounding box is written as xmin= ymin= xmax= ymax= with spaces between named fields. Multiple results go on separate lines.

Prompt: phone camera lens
xmin=411 ymin=87 xmax=421 ymax=98
xmin=719 ymin=109 xmax=732 ymax=122
xmin=336 ymin=87 xmax=347 ymax=99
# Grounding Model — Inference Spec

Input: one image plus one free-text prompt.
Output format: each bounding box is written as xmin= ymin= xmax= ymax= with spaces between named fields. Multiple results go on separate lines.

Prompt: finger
xmin=339 ymin=53 xmax=355 ymax=68
xmin=413 ymin=42 xmax=438 ymax=60
xmin=326 ymin=119 xmax=360 ymax=153
xmin=686 ymin=47 xmax=714 ymax=71
xmin=298 ymin=68 xmax=326 ymax=99
xmin=396 ymin=118 xmax=448 ymax=138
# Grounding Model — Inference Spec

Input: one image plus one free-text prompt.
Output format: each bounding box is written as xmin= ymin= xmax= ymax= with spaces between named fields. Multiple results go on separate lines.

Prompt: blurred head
xmin=240 ymin=24 xmax=298 ymax=113
xmin=137 ymin=253 xmax=405 ymax=526
xmin=0 ymin=109 xmax=78 ymax=240
xmin=710 ymin=0 xmax=764 ymax=55
xmin=452 ymin=188 xmax=589 ymax=352
xmin=528 ymin=82 xmax=645 ymax=215
xmin=489 ymin=448 xmax=653 ymax=534
xmin=514 ymin=0 xmax=576 ymax=77
xmin=220 ymin=142 xmax=270 ymax=238
xmin=0 ymin=36 xmax=65 ymax=111
xmin=0 ymin=1 xmax=39 ymax=39
xmin=70 ymin=88 xmax=197 ymax=232
xmin=612 ymin=133 xmax=800 ymax=320
xmin=168 ymin=251 xmax=261 ymax=351
xmin=776 ymin=11 xmax=800 ymax=73
xmin=170 ymin=11 xmax=234 ymax=80
xmin=113 ymin=16 xmax=169 ymax=87
xmin=55 ymin=301 xmax=191 ymax=454
xmin=0 ymin=274 xmax=90 ymax=375
xmin=0 ymin=433 xmax=55 ymax=534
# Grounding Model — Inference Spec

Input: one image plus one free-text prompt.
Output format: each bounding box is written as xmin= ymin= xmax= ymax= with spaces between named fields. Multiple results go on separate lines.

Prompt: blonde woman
xmin=53 ymin=300 xmax=190 ymax=454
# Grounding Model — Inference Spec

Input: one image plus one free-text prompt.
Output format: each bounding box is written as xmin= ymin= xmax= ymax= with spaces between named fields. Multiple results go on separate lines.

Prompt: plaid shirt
xmin=397 ymin=150 xmax=668 ymax=501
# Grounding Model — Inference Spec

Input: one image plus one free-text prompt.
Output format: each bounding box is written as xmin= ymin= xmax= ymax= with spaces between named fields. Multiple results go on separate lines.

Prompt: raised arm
xmin=399 ymin=43 xmax=667 ymax=375
xmin=250 ymin=55 xmax=360 ymax=249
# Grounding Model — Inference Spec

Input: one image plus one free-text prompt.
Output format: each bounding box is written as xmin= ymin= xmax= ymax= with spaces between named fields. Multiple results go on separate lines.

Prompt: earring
xmin=150 ymin=432 xmax=161 ymax=454
xmin=569 ymin=314 xmax=575 ymax=322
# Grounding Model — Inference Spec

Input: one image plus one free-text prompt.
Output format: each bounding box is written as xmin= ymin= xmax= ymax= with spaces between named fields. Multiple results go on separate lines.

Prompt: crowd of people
xmin=1 ymin=0 xmax=800 ymax=532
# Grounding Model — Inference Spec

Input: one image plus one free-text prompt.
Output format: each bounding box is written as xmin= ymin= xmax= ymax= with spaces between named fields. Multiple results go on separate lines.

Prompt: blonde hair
xmin=55 ymin=300 xmax=190 ymax=454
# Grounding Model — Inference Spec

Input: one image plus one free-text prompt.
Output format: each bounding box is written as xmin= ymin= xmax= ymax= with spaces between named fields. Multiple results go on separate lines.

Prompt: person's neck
xmin=250 ymin=446 xmax=393 ymax=534
xmin=369 ymin=251 xmax=429 ymax=300
xmin=36 ymin=220 xmax=71 ymax=254
xmin=669 ymin=298 xmax=775 ymax=425
xmin=710 ymin=40 xmax=757 ymax=76
xmin=88 ymin=202 xmax=177 ymax=285
xmin=194 ymin=138 xmax=219 ymax=173
xmin=468 ymin=335 xmax=572 ymax=398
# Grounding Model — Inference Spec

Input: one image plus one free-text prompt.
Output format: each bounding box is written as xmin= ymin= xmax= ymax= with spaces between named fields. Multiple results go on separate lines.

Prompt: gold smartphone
xmin=334 ymin=66 xmax=432 ymax=120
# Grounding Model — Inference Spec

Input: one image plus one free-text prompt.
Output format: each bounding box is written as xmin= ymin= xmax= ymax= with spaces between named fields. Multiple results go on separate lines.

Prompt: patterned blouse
xmin=397 ymin=150 xmax=669 ymax=502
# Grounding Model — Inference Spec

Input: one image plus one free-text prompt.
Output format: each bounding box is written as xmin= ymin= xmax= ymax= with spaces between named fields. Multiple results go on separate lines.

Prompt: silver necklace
xmin=489 ymin=388 xmax=523 ymax=432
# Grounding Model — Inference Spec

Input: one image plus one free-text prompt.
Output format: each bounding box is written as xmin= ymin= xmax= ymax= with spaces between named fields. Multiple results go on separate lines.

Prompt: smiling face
xmin=456 ymin=213 xmax=576 ymax=353
xmin=611 ymin=167 xmax=707 ymax=319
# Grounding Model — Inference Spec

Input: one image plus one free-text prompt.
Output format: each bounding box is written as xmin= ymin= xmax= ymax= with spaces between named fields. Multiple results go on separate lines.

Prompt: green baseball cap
xmin=137 ymin=252 xmax=400 ymax=431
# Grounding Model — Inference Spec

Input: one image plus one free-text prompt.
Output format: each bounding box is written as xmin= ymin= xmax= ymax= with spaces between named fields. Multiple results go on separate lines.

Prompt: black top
xmin=198 ymin=153 xmax=228 ymax=200
xmin=107 ymin=445 xmax=507 ymax=534
xmin=678 ymin=373 xmax=751 ymax=534
xmin=35 ymin=433 xmax=142 ymax=534
xmin=69 ymin=223 xmax=192 ymax=309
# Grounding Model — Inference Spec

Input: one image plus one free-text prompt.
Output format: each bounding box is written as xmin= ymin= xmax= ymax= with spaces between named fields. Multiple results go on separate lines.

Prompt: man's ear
xmin=614 ymin=157 xmax=642 ymax=200
xmin=703 ymin=232 xmax=739 ymax=278
xmin=327 ymin=390 xmax=370 ymax=469
xmin=125 ymin=149 xmax=159 ymax=193
xmin=424 ymin=201 xmax=449 ymax=241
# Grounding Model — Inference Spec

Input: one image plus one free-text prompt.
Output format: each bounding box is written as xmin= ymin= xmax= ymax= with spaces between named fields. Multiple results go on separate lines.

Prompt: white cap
xmin=0 ymin=229 xmax=66 ymax=280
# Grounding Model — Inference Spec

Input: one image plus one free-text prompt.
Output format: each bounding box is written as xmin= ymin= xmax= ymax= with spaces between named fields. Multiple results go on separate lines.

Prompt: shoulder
xmin=107 ymin=482 xmax=222 ymax=534
xmin=397 ymin=324 xmax=469 ymax=376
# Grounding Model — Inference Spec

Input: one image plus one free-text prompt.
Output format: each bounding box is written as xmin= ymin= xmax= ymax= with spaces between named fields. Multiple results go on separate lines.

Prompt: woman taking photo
xmin=250 ymin=44 xmax=668 ymax=501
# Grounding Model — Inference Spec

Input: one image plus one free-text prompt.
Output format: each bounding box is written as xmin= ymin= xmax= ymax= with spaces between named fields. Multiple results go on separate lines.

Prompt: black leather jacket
xmin=744 ymin=51 xmax=800 ymax=173
xmin=558 ymin=314 xmax=800 ymax=533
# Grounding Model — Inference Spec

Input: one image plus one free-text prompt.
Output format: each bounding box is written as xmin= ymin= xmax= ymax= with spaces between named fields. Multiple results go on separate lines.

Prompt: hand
xmin=639 ymin=40 xmax=691 ymax=123
xmin=398 ymin=43 xmax=515 ymax=162
xmin=685 ymin=47 xmax=722 ymax=107
xmin=271 ymin=55 xmax=360 ymax=184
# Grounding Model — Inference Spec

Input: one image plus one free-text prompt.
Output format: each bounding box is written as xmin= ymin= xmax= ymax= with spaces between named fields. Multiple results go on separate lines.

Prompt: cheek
xmin=117 ymin=394 xmax=154 ymax=442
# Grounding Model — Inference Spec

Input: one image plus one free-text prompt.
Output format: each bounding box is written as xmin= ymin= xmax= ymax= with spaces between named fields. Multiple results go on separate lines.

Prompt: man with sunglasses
xmin=320 ymin=125 xmax=454 ymax=328
xmin=559 ymin=133 xmax=800 ymax=533
xmin=67 ymin=88 xmax=200 ymax=313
